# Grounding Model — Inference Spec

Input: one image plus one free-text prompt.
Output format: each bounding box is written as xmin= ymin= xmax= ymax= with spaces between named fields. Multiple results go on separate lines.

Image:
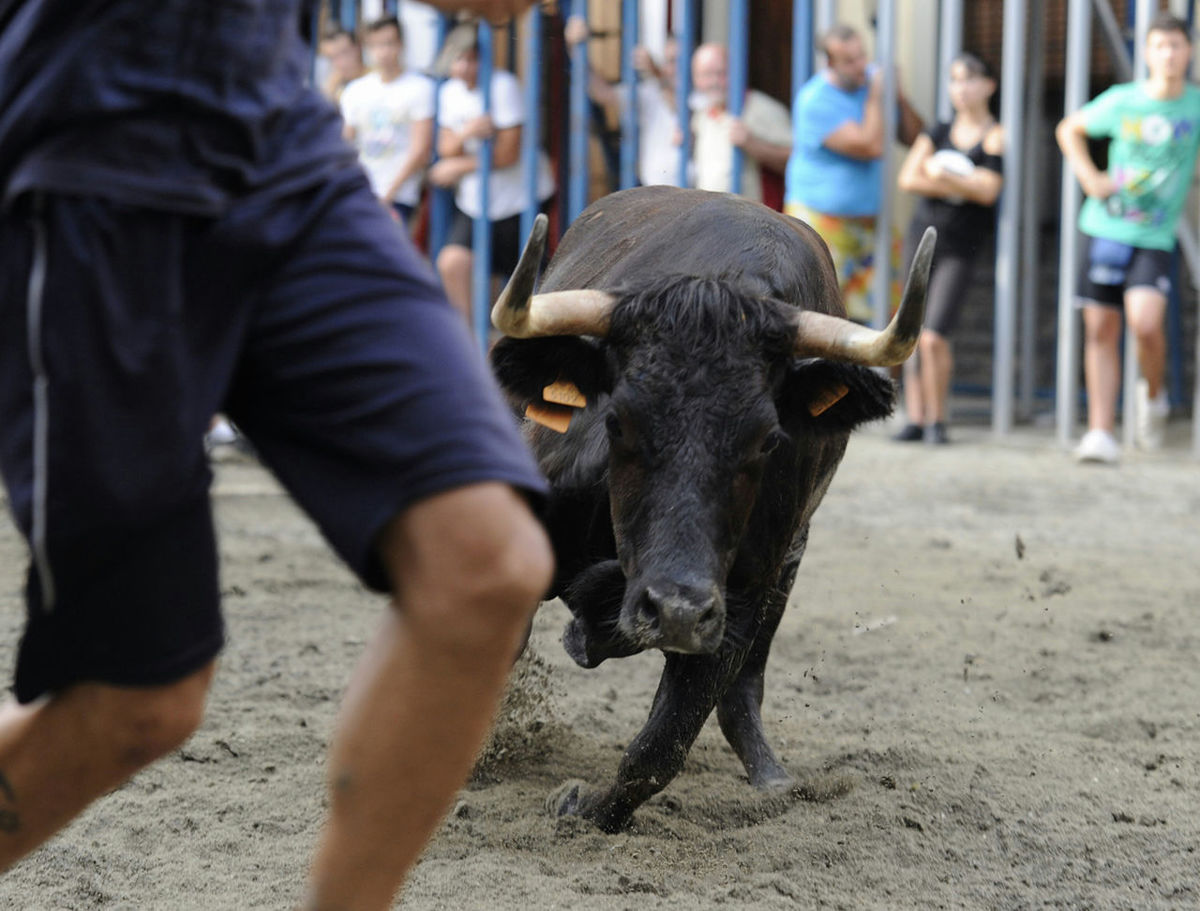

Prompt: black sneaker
xmin=924 ymin=422 xmax=950 ymax=445
xmin=892 ymin=423 xmax=924 ymax=442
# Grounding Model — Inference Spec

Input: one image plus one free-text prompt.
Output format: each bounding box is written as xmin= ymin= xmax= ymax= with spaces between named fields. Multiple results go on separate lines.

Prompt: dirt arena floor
xmin=2 ymin=416 xmax=1199 ymax=910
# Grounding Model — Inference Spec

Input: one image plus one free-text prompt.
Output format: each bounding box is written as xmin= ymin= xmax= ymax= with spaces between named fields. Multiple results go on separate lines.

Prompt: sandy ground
xmin=2 ymin=416 xmax=1199 ymax=910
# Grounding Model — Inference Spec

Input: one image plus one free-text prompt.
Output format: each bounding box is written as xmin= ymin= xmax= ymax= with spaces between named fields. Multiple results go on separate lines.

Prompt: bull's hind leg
xmin=550 ymin=651 xmax=740 ymax=832
xmin=716 ymin=560 xmax=800 ymax=790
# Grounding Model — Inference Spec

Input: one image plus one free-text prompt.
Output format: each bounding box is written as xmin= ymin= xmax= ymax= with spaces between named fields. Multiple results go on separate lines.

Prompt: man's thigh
xmin=225 ymin=177 xmax=547 ymax=593
xmin=0 ymin=195 xmax=229 ymax=703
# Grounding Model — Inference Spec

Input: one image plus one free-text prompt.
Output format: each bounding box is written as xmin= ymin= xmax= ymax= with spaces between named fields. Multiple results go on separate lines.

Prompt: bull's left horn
xmin=491 ymin=214 xmax=617 ymax=339
xmin=793 ymin=226 xmax=936 ymax=367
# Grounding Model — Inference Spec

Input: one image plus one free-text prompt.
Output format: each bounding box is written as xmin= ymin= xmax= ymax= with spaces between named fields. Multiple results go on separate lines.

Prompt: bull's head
xmin=493 ymin=215 xmax=935 ymax=657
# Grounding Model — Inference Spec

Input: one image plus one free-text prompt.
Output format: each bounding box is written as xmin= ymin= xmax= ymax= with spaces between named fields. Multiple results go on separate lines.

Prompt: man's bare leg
xmin=302 ymin=482 xmax=552 ymax=911
xmin=0 ymin=661 xmax=215 ymax=870
xmin=434 ymin=244 xmax=474 ymax=326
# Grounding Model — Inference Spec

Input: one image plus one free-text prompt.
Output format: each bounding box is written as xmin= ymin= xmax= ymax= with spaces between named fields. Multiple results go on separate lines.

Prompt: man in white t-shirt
xmin=340 ymin=16 xmax=435 ymax=226
xmin=690 ymin=43 xmax=792 ymax=206
xmin=429 ymin=26 xmax=555 ymax=325
xmin=563 ymin=16 xmax=688 ymax=188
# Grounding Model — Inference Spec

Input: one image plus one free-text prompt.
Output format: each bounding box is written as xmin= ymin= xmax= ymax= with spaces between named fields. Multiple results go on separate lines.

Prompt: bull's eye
xmin=605 ymin=412 xmax=624 ymax=441
xmin=761 ymin=429 xmax=788 ymax=455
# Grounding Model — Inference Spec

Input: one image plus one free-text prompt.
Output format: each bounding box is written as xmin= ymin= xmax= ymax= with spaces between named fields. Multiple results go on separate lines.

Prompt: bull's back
xmin=541 ymin=187 xmax=843 ymax=317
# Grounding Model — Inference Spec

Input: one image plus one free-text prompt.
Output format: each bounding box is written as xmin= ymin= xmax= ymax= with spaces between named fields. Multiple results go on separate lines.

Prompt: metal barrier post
xmin=871 ymin=0 xmax=896 ymax=330
xmin=1056 ymin=0 xmax=1091 ymax=447
xmin=675 ymin=0 xmax=697 ymax=189
xmin=992 ymin=0 xmax=1026 ymax=435
xmin=521 ymin=5 xmax=544 ymax=241
xmin=727 ymin=0 xmax=749 ymax=197
xmin=792 ymin=0 xmax=814 ymax=96
xmin=620 ymin=0 xmax=640 ymax=190
xmin=567 ymin=0 xmax=590 ymax=222
xmin=429 ymin=15 xmax=454 ymax=262
xmin=472 ymin=23 xmax=495 ymax=354
xmin=936 ymin=0 xmax=963 ymax=123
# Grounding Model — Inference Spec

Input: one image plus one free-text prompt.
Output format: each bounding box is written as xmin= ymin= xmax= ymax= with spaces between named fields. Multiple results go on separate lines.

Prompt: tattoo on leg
xmin=0 ymin=772 xmax=18 ymax=833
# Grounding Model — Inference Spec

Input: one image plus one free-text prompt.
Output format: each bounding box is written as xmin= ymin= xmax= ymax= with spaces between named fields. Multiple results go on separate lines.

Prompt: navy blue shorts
xmin=0 ymin=174 xmax=546 ymax=703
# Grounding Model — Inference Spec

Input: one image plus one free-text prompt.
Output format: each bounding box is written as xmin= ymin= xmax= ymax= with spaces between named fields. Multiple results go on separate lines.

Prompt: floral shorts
xmin=785 ymin=202 xmax=902 ymax=323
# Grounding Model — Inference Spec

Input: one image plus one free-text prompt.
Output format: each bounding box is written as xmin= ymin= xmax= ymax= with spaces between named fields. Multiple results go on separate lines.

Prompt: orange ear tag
xmin=542 ymin=379 xmax=587 ymax=408
xmin=525 ymin=400 xmax=574 ymax=433
xmin=808 ymin=383 xmax=849 ymax=416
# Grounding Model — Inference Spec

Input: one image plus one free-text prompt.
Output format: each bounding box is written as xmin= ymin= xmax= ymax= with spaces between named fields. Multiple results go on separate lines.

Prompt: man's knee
xmin=381 ymin=484 xmax=554 ymax=647
xmin=89 ymin=661 xmax=215 ymax=769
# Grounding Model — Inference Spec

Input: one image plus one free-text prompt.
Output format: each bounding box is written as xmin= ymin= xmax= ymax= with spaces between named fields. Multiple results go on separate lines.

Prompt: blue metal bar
xmin=791 ymin=0 xmax=814 ymax=99
xmin=675 ymin=0 xmax=697 ymax=189
xmin=338 ymin=0 xmax=357 ymax=33
xmin=727 ymin=0 xmax=749 ymax=196
xmin=472 ymin=23 xmax=495 ymax=352
xmin=619 ymin=0 xmax=640 ymax=189
xmin=429 ymin=14 xmax=453 ymax=262
xmin=567 ymin=0 xmax=591 ymax=222
xmin=383 ymin=0 xmax=398 ymax=15
xmin=520 ymin=5 xmax=544 ymax=241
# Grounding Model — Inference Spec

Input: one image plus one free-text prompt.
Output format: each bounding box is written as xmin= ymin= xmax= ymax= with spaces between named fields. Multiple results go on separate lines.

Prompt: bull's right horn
xmin=491 ymin=213 xmax=617 ymax=339
xmin=793 ymin=226 xmax=936 ymax=367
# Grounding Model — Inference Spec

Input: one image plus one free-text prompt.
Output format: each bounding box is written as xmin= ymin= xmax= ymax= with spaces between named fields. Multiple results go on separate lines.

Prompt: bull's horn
xmin=491 ymin=213 xmax=617 ymax=339
xmin=793 ymin=226 xmax=936 ymax=366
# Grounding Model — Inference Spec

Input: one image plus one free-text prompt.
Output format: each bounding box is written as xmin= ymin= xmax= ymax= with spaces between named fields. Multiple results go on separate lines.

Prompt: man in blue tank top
xmin=0 ymin=2 xmax=552 ymax=907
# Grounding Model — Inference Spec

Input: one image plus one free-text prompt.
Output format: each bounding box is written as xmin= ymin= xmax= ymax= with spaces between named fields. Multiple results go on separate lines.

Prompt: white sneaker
xmin=1135 ymin=379 xmax=1169 ymax=450
xmin=1074 ymin=429 xmax=1120 ymax=465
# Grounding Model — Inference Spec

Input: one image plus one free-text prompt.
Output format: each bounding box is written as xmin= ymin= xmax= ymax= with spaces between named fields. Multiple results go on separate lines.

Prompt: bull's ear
xmin=777 ymin=359 xmax=896 ymax=434
xmin=490 ymin=336 xmax=609 ymax=413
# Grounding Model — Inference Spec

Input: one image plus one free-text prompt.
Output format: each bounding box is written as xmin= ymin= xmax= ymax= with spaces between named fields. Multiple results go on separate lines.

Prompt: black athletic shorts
xmin=1076 ymin=235 xmax=1174 ymax=308
xmin=0 ymin=173 xmax=547 ymax=703
xmin=444 ymin=201 xmax=551 ymax=277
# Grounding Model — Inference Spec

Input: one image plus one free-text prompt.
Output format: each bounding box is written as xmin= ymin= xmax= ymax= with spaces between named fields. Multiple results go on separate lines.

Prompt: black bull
xmin=490 ymin=186 xmax=934 ymax=833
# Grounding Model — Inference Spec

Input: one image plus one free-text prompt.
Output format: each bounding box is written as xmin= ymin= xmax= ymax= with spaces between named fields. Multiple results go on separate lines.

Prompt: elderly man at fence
xmin=689 ymin=43 xmax=792 ymax=206
xmin=785 ymin=24 xmax=923 ymax=323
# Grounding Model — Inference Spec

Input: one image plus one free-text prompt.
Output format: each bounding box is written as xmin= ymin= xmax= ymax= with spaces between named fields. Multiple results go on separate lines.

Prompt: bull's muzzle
xmin=623 ymin=581 xmax=725 ymax=655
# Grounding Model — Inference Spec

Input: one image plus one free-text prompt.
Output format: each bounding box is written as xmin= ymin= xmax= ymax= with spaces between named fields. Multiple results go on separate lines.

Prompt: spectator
xmin=690 ymin=43 xmax=792 ymax=205
xmin=1056 ymin=12 xmax=1200 ymax=463
xmin=339 ymin=16 xmax=435 ymax=226
xmin=892 ymin=52 xmax=1005 ymax=445
xmin=784 ymin=24 xmax=923 ymax=322
xmin=563 ymin=16 xmax=688 ymax=187
xmin=430 ymin=23 xmax=555 ymax=325
xmin=0 ymin=2 xmax=552 ymax=909
xmin=318 ymin=25 xmax=367 ymax=104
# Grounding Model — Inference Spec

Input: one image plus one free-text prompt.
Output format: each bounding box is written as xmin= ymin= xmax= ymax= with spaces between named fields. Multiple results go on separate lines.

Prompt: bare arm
xmin=897 ymin=91 xmax=924 ymax=147
xmin=736 ymin=126 xmax=792 ymax=173
xmin=898 ymin=126 xmax=1005 ymax=206
xmin=1056 ymin=110 xmax=1115 ymax=199
xmin=822 ymin=70 xmax=884 ymax=160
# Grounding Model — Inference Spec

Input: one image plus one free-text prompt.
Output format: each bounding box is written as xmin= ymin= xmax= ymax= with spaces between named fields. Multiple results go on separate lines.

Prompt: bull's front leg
xmin=559 ymin=560 xmax=643 ymax=668
xmin=715 ymin=563 xmax=798 ymax=790
xmin=549 ymin=649 xmax=743 ymax=832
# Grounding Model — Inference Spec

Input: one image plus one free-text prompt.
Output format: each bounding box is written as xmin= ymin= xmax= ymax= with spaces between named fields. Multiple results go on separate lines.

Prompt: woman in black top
xmin=893 ymin=53 xmax=1005 ymax=444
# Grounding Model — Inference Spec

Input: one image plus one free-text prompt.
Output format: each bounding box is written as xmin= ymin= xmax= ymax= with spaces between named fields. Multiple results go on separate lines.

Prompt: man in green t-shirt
xmin=1056 ymin=12 xmax=1200 ymax=463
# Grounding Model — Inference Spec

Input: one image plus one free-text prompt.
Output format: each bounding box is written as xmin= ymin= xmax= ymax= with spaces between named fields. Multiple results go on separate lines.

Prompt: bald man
xmin=690 ymin=43 xmax=792 ymax=205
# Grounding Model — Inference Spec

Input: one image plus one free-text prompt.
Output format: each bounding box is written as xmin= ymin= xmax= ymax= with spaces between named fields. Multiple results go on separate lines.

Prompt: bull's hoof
xmin=751 ymin=770 xmax=795 ymax=793
xmin=562 ymin=619 xmax=604 ymax=668
xmin=546 ymin=779 xmax=591 ymax=817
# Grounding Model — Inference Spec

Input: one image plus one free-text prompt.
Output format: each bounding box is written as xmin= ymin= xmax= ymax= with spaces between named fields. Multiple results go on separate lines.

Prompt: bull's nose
xmin=634 ymin=583 xmax=724 ymax=653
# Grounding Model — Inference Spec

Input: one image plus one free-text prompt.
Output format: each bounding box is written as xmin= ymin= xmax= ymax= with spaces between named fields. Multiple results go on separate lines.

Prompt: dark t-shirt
xmin=909 ymin=120 xmax=1003 ymax=258
xmin=0 ymin=0 xmax=356 ymax=215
